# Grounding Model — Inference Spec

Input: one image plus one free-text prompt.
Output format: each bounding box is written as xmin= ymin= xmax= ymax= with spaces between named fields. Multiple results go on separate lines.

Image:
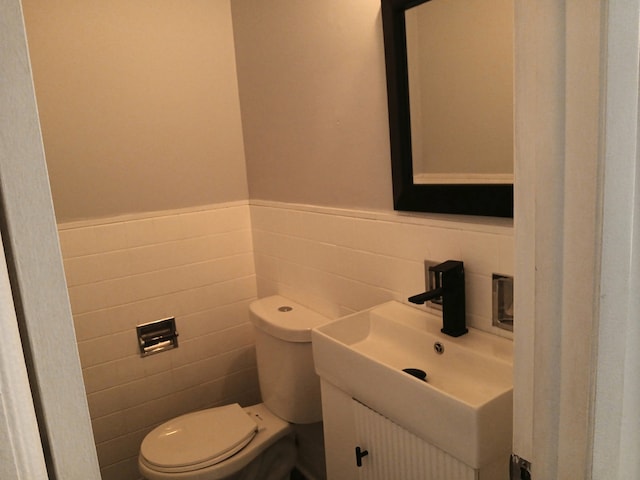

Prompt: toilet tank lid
xmin=249 ymin=295 xmax=330 ymax=342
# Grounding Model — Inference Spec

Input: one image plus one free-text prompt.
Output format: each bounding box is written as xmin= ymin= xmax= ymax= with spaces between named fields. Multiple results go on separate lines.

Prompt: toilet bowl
xmin=138 ymin=296 xmax=329 ymax=480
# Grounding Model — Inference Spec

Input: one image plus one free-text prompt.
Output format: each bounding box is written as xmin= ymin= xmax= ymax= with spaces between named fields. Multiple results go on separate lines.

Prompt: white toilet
xmin=138 ymin=295 xmax=329 ymax=480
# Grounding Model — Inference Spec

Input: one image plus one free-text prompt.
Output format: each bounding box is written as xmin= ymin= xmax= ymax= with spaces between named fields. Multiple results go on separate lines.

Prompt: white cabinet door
xmin=352 ymin=399 xmax=476 ymax=480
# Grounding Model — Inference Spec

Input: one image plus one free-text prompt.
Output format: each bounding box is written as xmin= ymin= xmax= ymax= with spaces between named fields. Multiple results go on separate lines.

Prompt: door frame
xmin=0 ymin=1 xmax=101 ymax=479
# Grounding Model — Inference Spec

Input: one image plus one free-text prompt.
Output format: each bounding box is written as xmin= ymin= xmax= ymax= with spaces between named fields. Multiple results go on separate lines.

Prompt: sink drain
xmin=402 ymin=368 xmax=427 ymax=382
xmin=433 ymin=342 xmax=445 ymax=354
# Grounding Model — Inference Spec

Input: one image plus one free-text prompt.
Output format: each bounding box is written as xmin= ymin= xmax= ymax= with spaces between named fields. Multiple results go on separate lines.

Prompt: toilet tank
xmin=250 ymin=295 xmax=330 ymax=424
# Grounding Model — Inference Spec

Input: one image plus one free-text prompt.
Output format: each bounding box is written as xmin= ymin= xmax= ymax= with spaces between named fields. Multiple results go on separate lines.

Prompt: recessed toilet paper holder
xmin=137 ymin=317 xmax=179 ymax=357
xmin=492 ymin=274 xmax=514 ymax=331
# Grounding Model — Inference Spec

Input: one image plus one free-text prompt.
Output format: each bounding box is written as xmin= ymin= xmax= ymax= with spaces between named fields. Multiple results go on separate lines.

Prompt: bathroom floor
xmin=290 ymin=468 xmax=307 ymax=480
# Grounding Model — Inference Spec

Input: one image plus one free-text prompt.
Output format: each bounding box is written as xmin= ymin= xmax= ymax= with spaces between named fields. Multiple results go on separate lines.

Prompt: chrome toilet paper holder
xmin=137 ymin=317 xmax=179 ymax=357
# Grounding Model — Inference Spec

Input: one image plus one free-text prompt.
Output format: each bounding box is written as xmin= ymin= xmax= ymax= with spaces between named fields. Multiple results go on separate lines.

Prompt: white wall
xmin=251 ymin=201 xmax=513 ymax=337
xmin=58 ymin=203 xmax=259 ymax=480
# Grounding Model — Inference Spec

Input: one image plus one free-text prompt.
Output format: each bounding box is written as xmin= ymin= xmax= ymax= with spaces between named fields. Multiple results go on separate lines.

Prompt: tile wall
xmin=58 ymin=203 xmax=260 ymax=480
xmin=58 ymin=199 xmax=514 ymax=480
xmin=251 ymin=201 xmax=514 ymax=337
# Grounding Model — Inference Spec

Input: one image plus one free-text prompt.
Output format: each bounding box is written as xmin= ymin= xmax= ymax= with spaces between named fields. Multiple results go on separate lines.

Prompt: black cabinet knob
xmin=355 ymin=446 xmax=369 ymax=467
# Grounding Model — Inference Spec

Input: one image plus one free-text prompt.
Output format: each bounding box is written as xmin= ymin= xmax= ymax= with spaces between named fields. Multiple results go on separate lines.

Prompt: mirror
xmin=381 ymin=0 xmax=514 ymax=217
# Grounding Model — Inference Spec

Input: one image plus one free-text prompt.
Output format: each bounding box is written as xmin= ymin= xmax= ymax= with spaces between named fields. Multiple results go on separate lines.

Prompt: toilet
xmin=138 ymin=295 xmax=329 ymax=480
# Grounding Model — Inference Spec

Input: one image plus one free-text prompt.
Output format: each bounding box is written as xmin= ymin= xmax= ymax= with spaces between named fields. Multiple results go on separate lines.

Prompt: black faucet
xmin=408 ymin=260 xmax=468 ymax=337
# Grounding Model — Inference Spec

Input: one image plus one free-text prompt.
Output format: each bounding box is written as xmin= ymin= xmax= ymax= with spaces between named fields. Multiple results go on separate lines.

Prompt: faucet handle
xmin=429 ymin=260 xmax=464 ymax=274
xmin=429 ymin=260 xmax=464 ymax=290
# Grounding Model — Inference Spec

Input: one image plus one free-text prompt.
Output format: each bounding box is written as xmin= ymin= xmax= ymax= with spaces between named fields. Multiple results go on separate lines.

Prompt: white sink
xmin=312 ymin=301 xmax=513 ymax=469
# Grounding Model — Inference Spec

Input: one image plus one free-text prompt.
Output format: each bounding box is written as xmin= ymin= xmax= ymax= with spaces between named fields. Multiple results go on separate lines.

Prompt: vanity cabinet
xmin=320 ymin=380 xmax=508 ymax=480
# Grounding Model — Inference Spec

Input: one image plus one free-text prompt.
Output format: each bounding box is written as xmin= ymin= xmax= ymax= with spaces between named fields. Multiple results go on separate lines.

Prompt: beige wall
xmin=231 ymin=0 xmax=394 ymax=211
xmin=22 ymin=0 xmax=248 ymax=223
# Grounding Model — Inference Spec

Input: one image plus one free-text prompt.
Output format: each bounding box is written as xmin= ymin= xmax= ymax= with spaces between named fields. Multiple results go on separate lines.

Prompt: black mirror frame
xmin=381 ymin=0 xmax=514 ymax=218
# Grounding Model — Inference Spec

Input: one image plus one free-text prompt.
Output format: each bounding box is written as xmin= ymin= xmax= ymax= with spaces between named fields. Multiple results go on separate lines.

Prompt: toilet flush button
xmin=278 ymin=306 xmax=293 ymax=312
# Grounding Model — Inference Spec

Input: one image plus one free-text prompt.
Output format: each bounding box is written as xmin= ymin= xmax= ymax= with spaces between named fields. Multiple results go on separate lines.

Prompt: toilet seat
xmin=140 ymin=404 xmax=258 ymax=473
xmin=139 ymin=403 xmax=295 ymax=480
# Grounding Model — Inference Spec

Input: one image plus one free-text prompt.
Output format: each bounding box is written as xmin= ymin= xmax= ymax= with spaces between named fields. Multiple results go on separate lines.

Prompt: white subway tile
xmin=465 ymin=272 xmax=492 ymax=323
xmin=255 ymin=276 xmax=283 ymax=299
xmin=124 ymin=218 xmax=158 ymax=248
xmin=102 ymin=300 xmax=170 ymax=336
xmin=348 ymin=218 xmax=395 ymax=255
xmin=99 ymin=457 xmax=141 ymax=480
xmin=95 ymin=429 xmax=147 ymax=467
xmin=208 ymin=323 xmax=255 ymax=356
xmin=220 ymin=368 xmax=260 ymax=400
xmin=204 ymin=346 xmax=257 ymax=380
xmin=496 ymin=234 xmax=515 ymax=275
xmin=420 ymin=226 xmax=463 ymax=261
xmin=325 ymin=274 xmax=397 ymax=313
xmin=68 ymin=283 xmax=110 ymax=315
xmin=198 ymin=377 xmax=230 ymax=409
xmin=87 ymin=386 xmax=127 ymax=419
xmin=97 ymin=250 xmax=135 ymax=280
xmin=180 ymin=206 xmax=250 ymax=237
xmin=90 ymin=222 xmax=130 ymax=252
xmin=171 ymin=384 xmax=210 ymax=414
xmin=250 ymin=229 xmax=288 ymax=258
xmin=170 ymin=361 xmax=210 ymax=392
xmin=215 ymin=230 xmax=254 ymax=256
xmin=346 ymin=250 xmax=424 ymax=294
xmin=132 ymin=349 xmax=173 ymax=381
xmin=152 ymin=214 xmax=187 ymax=242
xmin=73 ymin=309 xmax=114 ymax=341
xmin=58 ymin=227 xmax=99 ymax=258
xmin=254 ymin=252 xmax=281 ymax=282
xmin=119 ymin=370 xmax=175 ymax=411
xmin=210 ymin=205 xmax=252 ymax=232
xmin=92 ymin=411 xmax=126 ymax=443
xmin=289 ymin=210 xmax=355 ymax=246
xmin=126 ymin=242 xmax=179 ymax=274
xmin=98 ymin=275 xmax=145 ymax=308
xmin=458 ymin=231 xmax=500 ymax=274
xmin=78 ymin=331 xmax=137 ymax=368
xmin=250 ymin=205 xmax=287 ymax=233
xmin=83 ymin=360 xmax=126 ymax=394
xmin=63 ymin=255 xmax=106 ymax=287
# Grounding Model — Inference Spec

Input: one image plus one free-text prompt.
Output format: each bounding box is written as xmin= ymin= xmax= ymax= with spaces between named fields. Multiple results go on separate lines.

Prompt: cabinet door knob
xmin=355 ymin=446 xmax=369 ymax=467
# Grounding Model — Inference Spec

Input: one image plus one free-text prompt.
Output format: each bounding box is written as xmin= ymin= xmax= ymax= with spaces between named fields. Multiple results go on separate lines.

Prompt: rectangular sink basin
xmin=312 ymin=301 xmax=513 ymax=469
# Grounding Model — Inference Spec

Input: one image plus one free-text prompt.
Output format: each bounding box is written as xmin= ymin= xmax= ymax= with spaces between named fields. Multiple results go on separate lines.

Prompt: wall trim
xmin=58 ymin=200 xmax=251 ymax=230
xmin=250 ymin=199 xmax=513 ymax=235
xmin=58 ymin=199 xmax=514 ymax=236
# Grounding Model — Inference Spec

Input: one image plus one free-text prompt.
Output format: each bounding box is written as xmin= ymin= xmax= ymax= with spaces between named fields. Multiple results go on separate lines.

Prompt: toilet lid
xmin=140 ymin=404 xmax=258 ymax=472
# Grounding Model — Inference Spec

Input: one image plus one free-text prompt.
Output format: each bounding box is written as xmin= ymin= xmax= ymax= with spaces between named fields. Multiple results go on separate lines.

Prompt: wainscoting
xmin=57 ymin=200 xmax=513 ymax=479
xmin=251 ymin=201 xmax=514 ymax=337
xmin=58 ymin=202 xmax=260 ymax=480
